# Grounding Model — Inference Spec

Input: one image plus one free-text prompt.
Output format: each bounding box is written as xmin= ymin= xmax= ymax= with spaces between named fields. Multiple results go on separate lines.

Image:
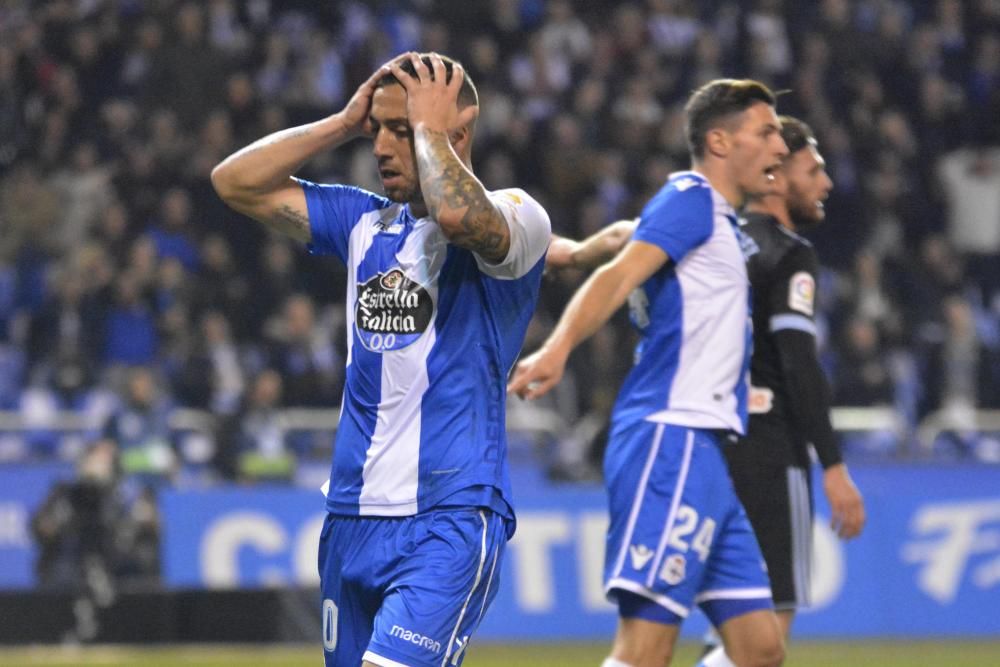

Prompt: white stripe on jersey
xmin=358 ymin=218 xmax=447 ymax=514
xmin=343 ymin=207 xmax=390 ymax=368
xmin=645 ymin=188 xmax=748 ymax=433
xmin=357 ymin=327 xmax=434 ymax=514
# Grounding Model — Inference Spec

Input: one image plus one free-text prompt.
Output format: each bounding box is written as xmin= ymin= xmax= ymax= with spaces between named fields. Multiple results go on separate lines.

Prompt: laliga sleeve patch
xmin=788 ymin=271 xmax=815 ymax=316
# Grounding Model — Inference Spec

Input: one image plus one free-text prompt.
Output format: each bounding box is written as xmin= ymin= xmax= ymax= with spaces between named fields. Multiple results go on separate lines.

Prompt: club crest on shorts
xmin=355 ymin=268 xmax=433 ymax=352
xmin=659 ymin=554 xmax=687 ymax=585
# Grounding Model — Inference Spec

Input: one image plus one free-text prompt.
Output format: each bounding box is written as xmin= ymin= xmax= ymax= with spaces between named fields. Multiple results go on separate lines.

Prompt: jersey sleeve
xmin=767 ymin=243 xmax=820 ymax=337
xmin=474 ymin=188 xmax=551 ymax=280
xmin=296 ymin=179 xmax=389 ymax=263
xmin=769 ymin=244 xmax=843 ymax=468
xmin=632 ymin=183 xmax=713 ymax=263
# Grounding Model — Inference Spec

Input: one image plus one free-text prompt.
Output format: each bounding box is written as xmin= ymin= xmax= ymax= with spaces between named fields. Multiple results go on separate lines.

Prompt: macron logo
xmin=629 ymin=544 xmax=654 ymax=570
xmin=390 ymin=625 xmax=441 ymax=654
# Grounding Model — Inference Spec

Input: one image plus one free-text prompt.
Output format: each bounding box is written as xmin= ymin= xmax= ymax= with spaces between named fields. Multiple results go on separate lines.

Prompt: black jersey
xmin=736 ymin=212 xmax=842 ymax=470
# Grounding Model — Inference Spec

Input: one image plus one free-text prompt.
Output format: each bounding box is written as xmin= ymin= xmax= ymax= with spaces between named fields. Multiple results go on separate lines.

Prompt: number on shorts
xmin=322 ymin=599 xmax=338 ymax=651
xmin=668 ymin=505 xmax=716 ymax=562
xmin=691 ymin=516 xmax=716 ymax=562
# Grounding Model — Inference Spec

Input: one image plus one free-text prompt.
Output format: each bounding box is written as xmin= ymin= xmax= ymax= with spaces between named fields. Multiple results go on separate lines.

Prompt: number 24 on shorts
xmin=669 ymin=505 xmax=716 ymax=562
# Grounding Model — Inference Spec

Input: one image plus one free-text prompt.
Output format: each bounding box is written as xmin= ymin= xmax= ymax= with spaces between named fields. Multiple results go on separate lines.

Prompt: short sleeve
xmin=632 ymin=181 xmax=713 ymax=263
xmin=767 ymin=243 xmax=820 ymax=337
xmin=296 ymin=179 xmax=389 ymax=263
xmin=474 ymin=188 xmax=552 ymax=280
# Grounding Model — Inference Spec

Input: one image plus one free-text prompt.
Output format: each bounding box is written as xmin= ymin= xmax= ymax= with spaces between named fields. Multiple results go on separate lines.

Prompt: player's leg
xmin=696 ymin=465 xmax=785 ymax=667
xmin=701 ymin=453 xmax=810 ymax=666
xmin=602 ymin=423 xmax=729 ymax=666
xmin=364 ymin=508 xmax=508 ymax=667
xmin=728 ymin=459 xmax=812 ymax=639
xmin=775 ymin=609 xmax=795 ymax=639
xmin=604 ymin=592 xmax=683 ymax=666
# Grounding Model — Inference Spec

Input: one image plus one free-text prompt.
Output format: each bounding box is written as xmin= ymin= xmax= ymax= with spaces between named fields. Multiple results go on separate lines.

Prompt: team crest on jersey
xmin=355 ymin=269 xmax=433 ymax=352
xmin=788 ymin=271 xmax=815 ymax=316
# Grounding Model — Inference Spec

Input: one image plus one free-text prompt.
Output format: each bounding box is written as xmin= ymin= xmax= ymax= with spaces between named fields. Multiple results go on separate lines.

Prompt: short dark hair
xmin=778 ymin=115 xmax=817 ymax=156
xmin=684 ymin=79 xmax=778 ymax=159
xmin=377 ymin=53 xmax=479 ymax=109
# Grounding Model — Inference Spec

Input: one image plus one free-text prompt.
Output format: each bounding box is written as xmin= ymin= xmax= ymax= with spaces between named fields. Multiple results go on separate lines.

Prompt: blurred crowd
xmin=1 ymin=0 xmax=1000 ymax=484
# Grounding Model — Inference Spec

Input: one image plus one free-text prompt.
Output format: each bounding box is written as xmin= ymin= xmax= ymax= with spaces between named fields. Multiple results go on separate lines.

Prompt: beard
xmin=382 ymin=183 xmax=418 ymax=204
xmin=788 ymin=195 xmax=824 ymax=230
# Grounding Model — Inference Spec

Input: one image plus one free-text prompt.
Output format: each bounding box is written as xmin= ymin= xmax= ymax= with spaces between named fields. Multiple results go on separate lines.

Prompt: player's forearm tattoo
xmin=270 ymin=203 xmax=311 ymax=239
xmin=416 ymin=129 xmax=509 ymax=263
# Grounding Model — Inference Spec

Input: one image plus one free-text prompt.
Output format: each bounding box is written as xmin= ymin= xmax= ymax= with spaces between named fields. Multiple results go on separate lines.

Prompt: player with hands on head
xmin=510 ymin=79 xmax=789 ymax=667
xmin=212 ymin=51 xmax=551 ymax=667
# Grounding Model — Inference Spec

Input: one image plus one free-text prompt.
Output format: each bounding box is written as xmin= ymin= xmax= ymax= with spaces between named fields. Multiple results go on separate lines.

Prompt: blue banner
xmin=157 ymin=464 xmax=1000 ymax=637
xmin=0 ymin=463 xmax=74 ymax=589
xmin=160 ymin=486 xmax=327 ymax=589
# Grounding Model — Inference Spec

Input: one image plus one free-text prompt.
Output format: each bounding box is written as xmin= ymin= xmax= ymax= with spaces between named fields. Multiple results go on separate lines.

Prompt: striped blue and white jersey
xmin=613 ymin=171 xmax=752 ymax=435
xmin=300 ymin=180 xmax=550 ymax=518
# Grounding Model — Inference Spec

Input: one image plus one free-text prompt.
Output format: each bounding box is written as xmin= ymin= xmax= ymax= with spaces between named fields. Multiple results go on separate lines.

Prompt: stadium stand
xmin=0 ymin=0 xmax=999 ymax=589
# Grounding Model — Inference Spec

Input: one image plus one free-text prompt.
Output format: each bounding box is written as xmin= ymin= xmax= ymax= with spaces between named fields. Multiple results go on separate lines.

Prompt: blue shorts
xmin=318 ymin=508 xmax=508 ymax=667
xmin=603 ymin=422 xmax=773 ymax=626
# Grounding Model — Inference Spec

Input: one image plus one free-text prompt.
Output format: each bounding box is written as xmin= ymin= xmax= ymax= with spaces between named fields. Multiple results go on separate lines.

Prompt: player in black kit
xmin=720 ymin=116 xmax=866 ymax=647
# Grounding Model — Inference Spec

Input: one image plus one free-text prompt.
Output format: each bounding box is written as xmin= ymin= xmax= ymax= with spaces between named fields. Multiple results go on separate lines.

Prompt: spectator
xmin=215 ymin=369 xmax=293 ymax=482
xmin=938 ymin=145 xmax=1000 ymax=308
xmin=0 ymin=0 xmax=996 ymax=471
xmin=834 ymin=317 xmax=896 ymax=408
xmin=100 ymin=367 xmax=175 ymax=479
xmin=265 ymin=294 xmax=341 ymax=408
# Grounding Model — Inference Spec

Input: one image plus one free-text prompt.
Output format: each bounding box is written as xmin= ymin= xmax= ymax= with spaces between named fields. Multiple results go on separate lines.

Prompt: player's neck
xmin=409 ymin=200 xmax=429 ymax=219
xmin=745 ymin=198 xmax=794 ymax=231
xmin=692 ymin=163 xmax=744 ymax=210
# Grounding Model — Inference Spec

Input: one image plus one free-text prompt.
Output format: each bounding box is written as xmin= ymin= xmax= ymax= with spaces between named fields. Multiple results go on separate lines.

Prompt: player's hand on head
xmin=823 ymin=463 xmax=866 ymax=540
xmin=507 ymin=347 xmax=566 ymax=400
xmin=390 ymin=52 xmax=474 ymax=134
xmin=340 ymin=53 xmax=409 ymax=139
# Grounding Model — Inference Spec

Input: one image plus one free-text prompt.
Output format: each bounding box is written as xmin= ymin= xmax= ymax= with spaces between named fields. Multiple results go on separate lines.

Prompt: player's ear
xmin=705 ymin=127 xmax=730 ymax=158
xmin=448 ymin=125 xmax=468 ymax=149
xmin=449 ymin=107 xmax=477 ymax=150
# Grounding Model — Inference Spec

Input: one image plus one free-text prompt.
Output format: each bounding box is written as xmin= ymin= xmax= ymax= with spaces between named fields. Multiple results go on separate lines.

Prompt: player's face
xmin=785 ymin=144 xmax=834 ymax=227
xmin=370 ymin=84 xmax=421 ymax=204
xmin=729 ymin=102 xmax=789 ymax=200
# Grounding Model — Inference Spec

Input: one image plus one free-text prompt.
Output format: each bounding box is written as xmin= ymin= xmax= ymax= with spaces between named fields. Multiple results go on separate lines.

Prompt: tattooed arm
xmin=211 ymin=60 xmax=396 ymax=243
xmin=388 ymin=53 xmax=511 ymax=263
xmin=210 ymin=121 xmax=338 ymax=243
xmin=414 ymin=128 xmax=510 ymax=263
